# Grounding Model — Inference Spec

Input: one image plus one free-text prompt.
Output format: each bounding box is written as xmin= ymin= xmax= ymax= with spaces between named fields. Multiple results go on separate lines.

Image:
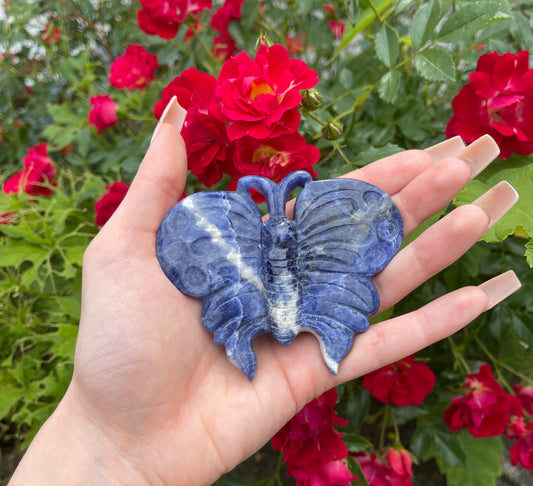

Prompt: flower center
xmin=253 ymin=146 xmax=290 ymax=170
xmin=249 ymin=80 xmax=275 ymax=100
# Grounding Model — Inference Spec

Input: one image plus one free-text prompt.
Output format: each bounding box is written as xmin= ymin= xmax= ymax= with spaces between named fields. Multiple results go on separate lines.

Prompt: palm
xmin=70 ymin=126 xmax=493 ymax=486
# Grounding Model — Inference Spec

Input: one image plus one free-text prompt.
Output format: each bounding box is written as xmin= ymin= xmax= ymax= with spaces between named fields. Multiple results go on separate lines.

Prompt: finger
xmin=392 ymin=135 xmax=500 ymax=235
xmin=105 ymin=97 xmax=187 ymax=241
xmin=283 ymin=139 xmax=461 ymax=219
xmin=374 ymin=181 xmax=518 ymax=312
xmin=336 ymin=271 xmax=521 ymax=382
xmin=342 ymin=136 xmax=465 ymax=194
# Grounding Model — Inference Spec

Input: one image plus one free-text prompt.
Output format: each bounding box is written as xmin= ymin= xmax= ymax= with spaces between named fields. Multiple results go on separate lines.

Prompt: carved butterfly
xmin=156 ymin=171 xmax=403 ymax=380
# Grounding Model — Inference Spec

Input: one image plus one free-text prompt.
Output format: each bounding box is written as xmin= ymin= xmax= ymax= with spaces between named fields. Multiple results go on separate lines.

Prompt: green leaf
xmin=240 ymin=0 xmax=259 ymax=30
xmin=347 ymin=455 xmax=370 ymax=486
xmin=414 ymin=46 xmax=455 ymax=81
xmin=454 ymin=160 xmax=533 ymax=243
xmin=375 ymin=23 xmax=400 ymax=68
xmin=47 ymin=324 xmax=78 ymax=359
xmin=411 ymin=0 xmax=441 ymax=50
xmin=525 ymin=239 xmax=533 ymax=267
xmin=343 ymin=432 xmax=373 ymax=452
xmin=378 ymin=70 xmax=401 ymax=103
xmin=0 ymin=384 xmax=22 ymax=419
xmin=438 ymin=0 xmax=511 ymax=43
xmin=334 ymin=0 xmax=396 ymax=59
xmin=0 ymin=240 xmax=48 ymax=267
xmin=437 ymin=430 xmax=503 ymax=486
xmin=411 ymin=425 xmax=466 ymax=466
xmin=510 ymin=11 xmax=533 ymax=51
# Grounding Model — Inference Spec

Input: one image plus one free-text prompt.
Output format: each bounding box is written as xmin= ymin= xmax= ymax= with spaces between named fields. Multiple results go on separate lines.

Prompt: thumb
xmin=103 ymin=97 xmax=188 ymax=244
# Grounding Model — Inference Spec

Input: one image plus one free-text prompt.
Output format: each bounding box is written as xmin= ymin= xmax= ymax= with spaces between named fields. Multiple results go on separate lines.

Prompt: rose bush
xmin=0 ymin=1 xmax=532 ymax=485
xmin=445 ymin=51 xmax=533 ymax=159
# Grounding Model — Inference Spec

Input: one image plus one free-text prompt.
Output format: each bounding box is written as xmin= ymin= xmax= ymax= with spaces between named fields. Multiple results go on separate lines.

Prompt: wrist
xmin=8 ymin=385 xmax=155 ymax=486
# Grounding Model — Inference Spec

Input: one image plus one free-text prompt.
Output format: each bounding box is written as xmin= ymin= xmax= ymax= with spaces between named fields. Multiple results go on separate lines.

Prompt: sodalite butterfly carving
xmin=156 ymin=171 xmax=403 ymax=380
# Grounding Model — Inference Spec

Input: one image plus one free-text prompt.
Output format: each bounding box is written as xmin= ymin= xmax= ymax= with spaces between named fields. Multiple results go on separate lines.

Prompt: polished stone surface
xmin=156 ymin=171 xmax=403 ymax=380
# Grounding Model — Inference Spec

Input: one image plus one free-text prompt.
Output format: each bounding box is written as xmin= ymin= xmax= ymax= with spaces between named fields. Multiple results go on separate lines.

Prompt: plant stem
xmin=475 ymin=336 xmax=533 ymax=387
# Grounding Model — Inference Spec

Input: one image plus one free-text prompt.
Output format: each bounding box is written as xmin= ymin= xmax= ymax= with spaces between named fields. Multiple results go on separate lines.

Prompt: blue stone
xmin=156 ymin=171 xmax=403 ymax=380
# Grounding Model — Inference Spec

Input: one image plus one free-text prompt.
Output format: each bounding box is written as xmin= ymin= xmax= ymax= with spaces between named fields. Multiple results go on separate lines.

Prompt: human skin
xmin=8 ymin=110 xmax=520 ymax=485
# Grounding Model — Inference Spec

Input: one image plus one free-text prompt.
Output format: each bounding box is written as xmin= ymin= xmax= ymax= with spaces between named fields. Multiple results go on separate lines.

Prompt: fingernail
xmin=472 ymin=181 xmax=519 ymax=228
xmin=150 ymin=96 xmax=187 ymax=144
xmin=457 ymin=134 xmax=500 ymax=179
xmin=424 ymin=136 xmax=466 ymax=161
xmin=478 ymin=270 xmax=521 ymax=310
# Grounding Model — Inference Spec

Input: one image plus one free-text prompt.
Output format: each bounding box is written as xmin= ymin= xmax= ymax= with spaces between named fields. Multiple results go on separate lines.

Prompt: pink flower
xmin=137 ymin=0 xmax=211 ymax=39
xmin=95 ymin=181 xmax=129 ymax=227
xmin=445 ymin=51 xmax=533 ymax=159
xmin=272 ymin=388 xmax=356 ymax=485
xmin=88 ymin=95 xmax=119 ymax=134
xmin=510 ymin=421 xmax=533 ymax=470
xmin=210 ymin=0 xmax=244 ymax=60
xmin=514 ymin=384 xmax=533 ymax=415
xmin=109 ymin=45 xmax=158 ymax=91
xmin=443 ymin=364 xmax=523 ymax=438
xmin=362 ymin=355 xmax=436 ymax=406
xmin=3 ymin=143 xmax=56 ymax=196
xmin=215 ymin=43 xmax=318 ymax=140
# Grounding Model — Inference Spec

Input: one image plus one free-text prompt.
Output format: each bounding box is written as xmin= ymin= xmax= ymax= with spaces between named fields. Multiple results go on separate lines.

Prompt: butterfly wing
xmin=156 ymin=190 xmax=268 ymax=380
xmin=293 ymin=178 xmax=403 ymax=373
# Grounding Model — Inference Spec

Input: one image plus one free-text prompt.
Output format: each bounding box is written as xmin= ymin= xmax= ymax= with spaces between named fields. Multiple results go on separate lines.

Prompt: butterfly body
xmin=156 ymin=171 xmax=403 ymax=380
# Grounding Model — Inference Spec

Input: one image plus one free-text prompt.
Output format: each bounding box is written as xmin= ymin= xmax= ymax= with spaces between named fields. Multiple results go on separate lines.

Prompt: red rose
xmin=353 ymin=449 xmax=413 ymax=486
xmin=286 ymin=34 xmax=306 ymax=55
xmin=109 ymin=45 xmax=158 ymax=91
xmin=293 ymin=459 xmax=355 ymax=486
xmin=137 ymin=0 xmax=211 ymax=39
xmin=215 ymin=43 xmax=318 ymax=140
xmin=154 ymin=67 xmax=217 ymax=117
xmin=226 ymin=133 xmax=319 ymax=202
xmin=210 ymin=0 xmax=244 ymax=60
xmin=41 ymin=23 xmax=61 ymax=43
xmin=510 ymin=421 xmax=533 ymax=470
xmin=154 ymin=68 xmax=233 ymax=187
xmin=88 ymin=95 xmax=119 ymax=134
xmin=182 ymin=112 xmax=233 ymax=186
xmin=362 ymin=355 xmax=436 ymax=406
xmin=445 ymin=51 xmax=533 ymax=159
xmin=507 ymin=416 xmax=528 ymax=440
xmin=443 ymin=364 xmax=523 ymax=438
xmin=272 ymin=388 xmax=355 ymax=485
xmin=95 ymin=181 xmax=129 ymax=227
xmin=386 ymin=448 xmax=413 ymax=486
xmin=230 ymin=133 xmax=320 ymax=180
xmin=514 ymin=384 xmax=533 ymax=415
xmin=3 ymin=143 xmax=56 ymax=196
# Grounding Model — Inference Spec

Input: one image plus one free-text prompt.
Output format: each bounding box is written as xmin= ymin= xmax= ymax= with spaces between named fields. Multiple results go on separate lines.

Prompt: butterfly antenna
xmin=278 ymin=171 xmax=313 ymax=208
xmin=236 ymin=176 xmax=281 ymax=216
